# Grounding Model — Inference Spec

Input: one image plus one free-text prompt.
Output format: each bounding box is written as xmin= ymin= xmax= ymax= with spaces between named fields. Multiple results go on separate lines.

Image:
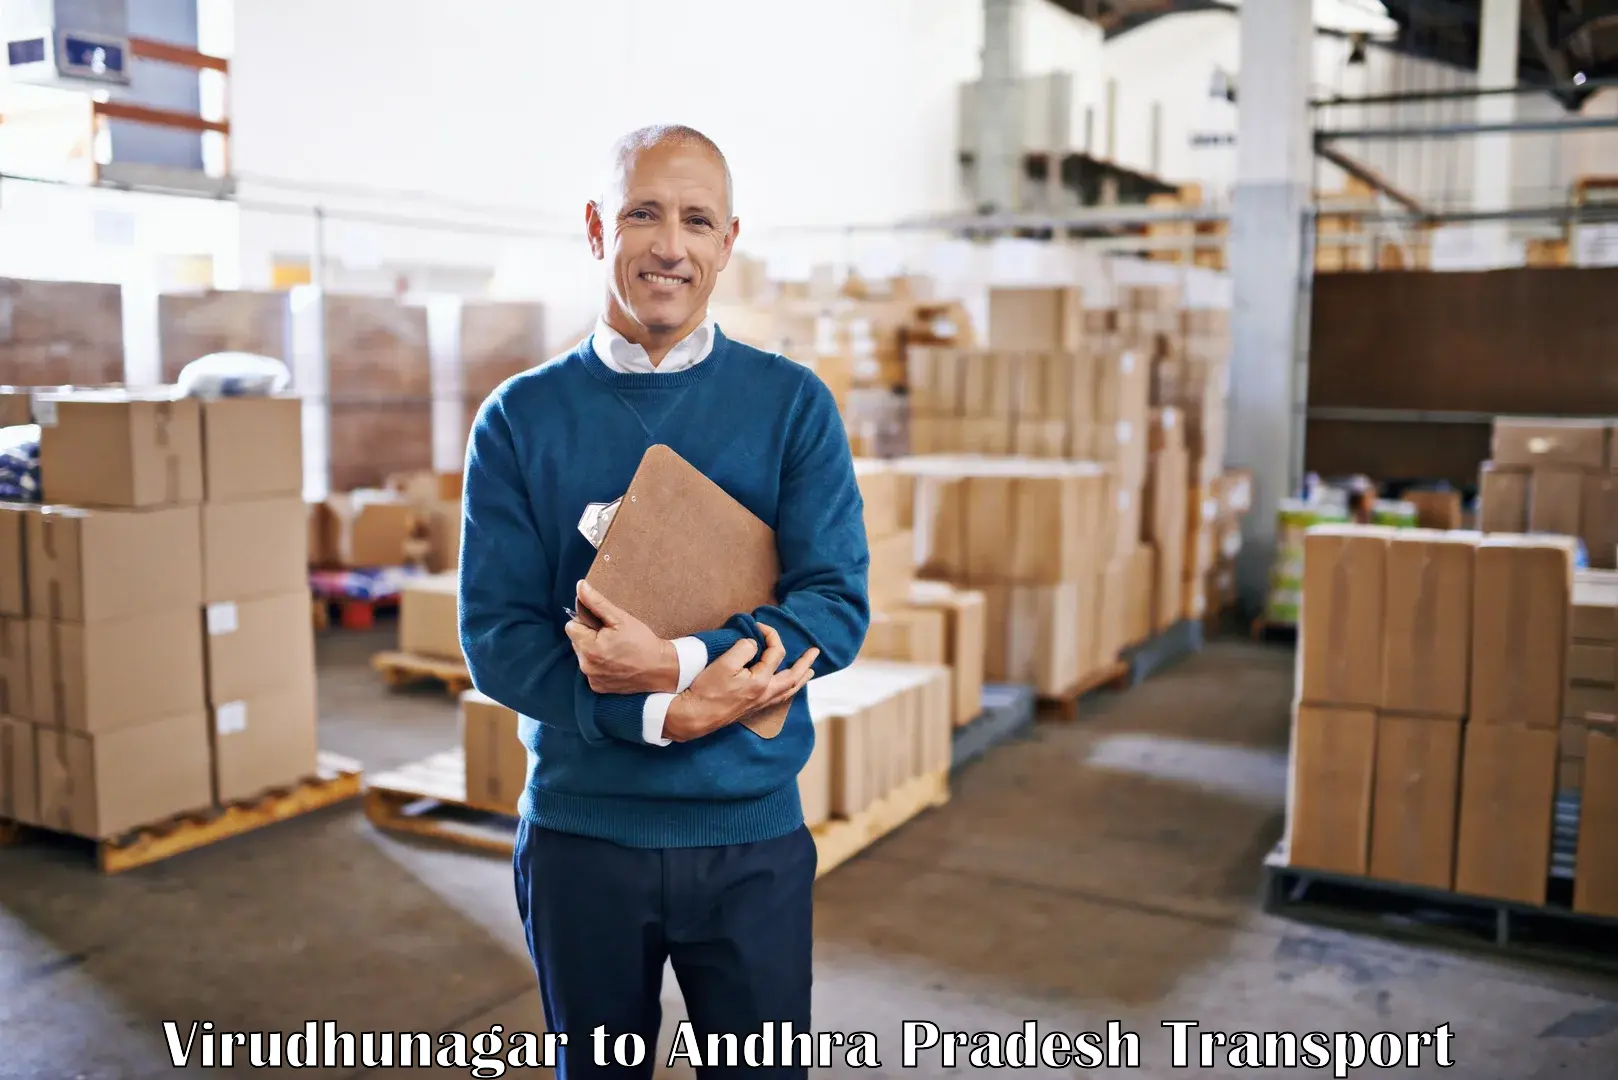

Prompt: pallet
xmin=1262 ymin=794 xmax=1618 ymax=973
xmin=0 ymin=752 xmax=364 ymax=874
xmin=372 ymin=650 xmax=471 ymax=696
xmin=1038 ymin=660 xmax=1130 ymax=723
xmin=1121 ymin=617 xmax=1203 ymax=685
xmin=365 ymin=748 xmax=949 ymax=878
xmin=1249 ymin=616 xmax=1298 ymax=643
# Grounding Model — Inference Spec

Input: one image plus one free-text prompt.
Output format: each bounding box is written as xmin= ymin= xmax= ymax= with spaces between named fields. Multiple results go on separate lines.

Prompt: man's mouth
xmin=640 ymin=272 xmax=689 ymax=286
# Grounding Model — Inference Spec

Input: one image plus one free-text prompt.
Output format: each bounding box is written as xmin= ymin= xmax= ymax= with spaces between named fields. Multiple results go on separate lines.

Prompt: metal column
xmin=1228 ymin=0 xmax=1314 ymax=614
xmin=1471 ymin=0 xmax=1522 ymax=261
xmin=977 ymin=0 xmax=1024 ymax=214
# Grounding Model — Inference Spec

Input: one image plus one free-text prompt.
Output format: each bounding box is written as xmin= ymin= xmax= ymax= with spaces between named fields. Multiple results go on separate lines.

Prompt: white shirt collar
xmin=591 ymin=315 xmax=717 ymax=375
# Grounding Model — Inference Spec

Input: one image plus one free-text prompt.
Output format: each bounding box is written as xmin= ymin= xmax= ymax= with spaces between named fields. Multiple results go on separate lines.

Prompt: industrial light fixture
xmin=1574 ymin=72 xmax=1588 ymax=86
xmin=1348 ymin=33 xmax=1368 ymax=66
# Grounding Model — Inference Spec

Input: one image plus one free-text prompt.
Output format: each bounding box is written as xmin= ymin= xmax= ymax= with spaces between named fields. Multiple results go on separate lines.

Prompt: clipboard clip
xmin=578 ymin=498 xmax=623 ymax=549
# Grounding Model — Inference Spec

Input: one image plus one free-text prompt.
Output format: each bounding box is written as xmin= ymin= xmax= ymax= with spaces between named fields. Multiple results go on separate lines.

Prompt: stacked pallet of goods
xmin=0 ymin=386 xmax=320 ymax=840
xmin=1478 ymin=416 xmax=1618 ymax=569
xmin=1284 ymin=521 xmax=1618 ymax=918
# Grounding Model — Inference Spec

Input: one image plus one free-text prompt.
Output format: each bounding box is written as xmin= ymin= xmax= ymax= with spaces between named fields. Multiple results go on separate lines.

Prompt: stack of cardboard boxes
xmin=892 ymin=455 xmax=1120 ymax=696
xmin=853 ymin=460 xmax=986 ymax=728
xmin=1563 ymin=571 xmax=1618 ymax=793
xmin=1144 ymin=409 xmax=1190 ymax=632
xmin=0 ymin=389 xmax=316 ymax=839
xmin=1288 ymin=525 xmax=1576 ymax=907
xmin=1479 ymin=416 xmax=1618 ymax=569
xmin=454 ymin=657 xmax=955 ymax=836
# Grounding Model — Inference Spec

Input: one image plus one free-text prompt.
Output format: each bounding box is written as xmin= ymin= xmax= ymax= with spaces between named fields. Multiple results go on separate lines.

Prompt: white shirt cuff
xmin=642 ymin=694 xmax=675 ymax=746
xmin=672 ymin=635 xmax=706 ymax=693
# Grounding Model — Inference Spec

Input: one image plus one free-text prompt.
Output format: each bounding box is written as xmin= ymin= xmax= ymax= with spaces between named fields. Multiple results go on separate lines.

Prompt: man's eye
xmin=689 ymin=218 xmax=711 ymax=229
xmin=629 ymin=209 xmax=652 ymax=221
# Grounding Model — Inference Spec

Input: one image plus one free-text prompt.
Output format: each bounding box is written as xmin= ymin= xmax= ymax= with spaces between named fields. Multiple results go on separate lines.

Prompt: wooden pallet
xmin=372 ymin=650 xmax=471 ymax=696
xmin=1039 ymin=660 xmax=1130 ymax=723
xmin=365 ymin=749 xmax=950 ymax=878
xmin=0 ymin=752 xmax=364 ymax=874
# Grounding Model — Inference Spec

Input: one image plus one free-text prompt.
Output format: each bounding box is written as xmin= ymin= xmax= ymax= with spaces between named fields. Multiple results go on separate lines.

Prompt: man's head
xmin=587 ymin=124 xmax=739 ymax=346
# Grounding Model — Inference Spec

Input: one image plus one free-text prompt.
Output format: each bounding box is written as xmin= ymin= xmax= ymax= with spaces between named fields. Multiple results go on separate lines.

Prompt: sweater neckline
xmin=579 ymin=326 xmax=733 ymax=389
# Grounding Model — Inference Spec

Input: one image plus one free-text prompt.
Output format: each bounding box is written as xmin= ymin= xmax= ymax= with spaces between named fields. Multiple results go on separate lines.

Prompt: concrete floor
xmin=3 ymin=628 xmax=1617 ymax=1078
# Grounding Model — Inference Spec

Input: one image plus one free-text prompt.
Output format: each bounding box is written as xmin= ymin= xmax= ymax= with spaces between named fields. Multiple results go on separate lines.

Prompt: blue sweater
xmin=458 ymin=329 xmax=871 ymax=849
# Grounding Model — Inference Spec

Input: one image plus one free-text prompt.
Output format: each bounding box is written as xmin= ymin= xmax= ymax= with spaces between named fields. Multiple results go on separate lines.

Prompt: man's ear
xmin=585 ymin=201 xmax=606 ymax=261
xmin=715 ymin=216 xmax=740 ymax=273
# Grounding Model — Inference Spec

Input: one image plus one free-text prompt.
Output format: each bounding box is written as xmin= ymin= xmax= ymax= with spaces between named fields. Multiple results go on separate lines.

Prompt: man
xmin=458 ymin=124 xmax=870 ymax=1079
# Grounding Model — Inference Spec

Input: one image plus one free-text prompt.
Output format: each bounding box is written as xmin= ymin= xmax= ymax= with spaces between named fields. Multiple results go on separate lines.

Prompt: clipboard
xmin=574 ymin=444 xmax=792 ymax=738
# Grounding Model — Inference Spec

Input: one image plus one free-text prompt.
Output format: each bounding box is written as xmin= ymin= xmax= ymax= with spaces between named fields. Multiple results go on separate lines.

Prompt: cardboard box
xmin=1144 ymin=445 xmax=1189 ymax=545
xmin=1470 ymin=536 xmax=1575 ymax=729
xmin=201 ymin=497 xmax=307 ymax=603
xmin=1569 ymin=642 xmax=1615 ymax=685
xmin=1368 ymin=713 xmax=1462 ymax=890
xmin=28 ymin=610 xmax=206 ymax=732
xmin=1286 ymin=705 xmax=1377 ymax=875
xmin=868 ymin=529 xmax=915 ymax=611
xmin=319 ymin=495 xmax=417 ymax=568
xmin=1572 ymin=570 xmax=1618 ymax=642
xmin=1380 ymin=531 xmax=1475 ymax=719
xmin=27 ymin=505 xmax=202 ymax=623
xmin=0 ymin=616 xmax=29 ymax=719
xmin=906 ymin=581 xmax=986 ymax=726
xmin=210 ymin=685 xmax=319 ymax=805
xmin=1528 ymin=467 xmax=1584 ymax=536
xmin=1453 ymin=723 xmax=1558 ymax=905
xmin=200 ymin=395 xmax=303 ymax=501
xmin=203 ymin=590 xmax=316 ymax=706
xmin=1478 ymin=464 xmax=1529 ymax=533
xmin=400 ymin=573 xmax=461 ymax=660
xmin=1566 ymin=682 xmax=1618 ymax=720
xmin=35 ymin=391 xmax=204 ymax=508
xmin=799 ymin=714 xmax=832 ymax=829
xmin=0 ymin=715 xmax=38 ymax=824
xmin=853 ymin=460 xmax=905 ymax=541
xmin=982 ymin=583 xmax=1080 ymax=697
xmin=1581 ymin=472 xmax=1618 ymax=570
xmin=0 ymin=502 xmax=26 ymax=616
xmin=1574 ymin=726 xmax=1618 ymax=917
xmin=460 ymin=690 xmax=527 ymax=814
xmin=1125 ymin=544 xmax=1154 ymax=647
xmin=1151 ymin=536 xmax=1185 ymax=632
xmin=35 ymin=712 xmax=213 ymax=839
xmin=1405 ymin=489 xmax=1463 ymax=531
xmin=1493 ymin=417 xmax=1608 ymax=469
xmin=1299 ymin=526 xmax=1391 ymax=710
xmin=861 ymin=606 xmax=948 ymax=666
xmin=1097 ymin=555 xmax=1134 ymax=672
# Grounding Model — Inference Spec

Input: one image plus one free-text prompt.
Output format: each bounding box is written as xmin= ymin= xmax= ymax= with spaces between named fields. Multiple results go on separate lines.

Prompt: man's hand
xmin=662 ymin=623 xmax=819 ymax=743
xmin=563 ymin=580 xmax=680 ymax=695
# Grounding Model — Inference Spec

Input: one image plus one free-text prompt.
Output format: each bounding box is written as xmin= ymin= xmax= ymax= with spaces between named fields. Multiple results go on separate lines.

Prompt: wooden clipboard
xmin=575 ymin=444 xmax=792 ymax=738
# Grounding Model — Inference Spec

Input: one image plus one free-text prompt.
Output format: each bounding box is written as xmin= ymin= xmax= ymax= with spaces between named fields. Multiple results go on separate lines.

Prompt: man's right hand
xmin=661 ymin=623 xmax=819 ymax=743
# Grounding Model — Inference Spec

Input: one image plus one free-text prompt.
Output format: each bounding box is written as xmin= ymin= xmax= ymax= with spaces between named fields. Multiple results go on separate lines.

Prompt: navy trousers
xmin=513 ymin=819 xmax=817 ymax=1079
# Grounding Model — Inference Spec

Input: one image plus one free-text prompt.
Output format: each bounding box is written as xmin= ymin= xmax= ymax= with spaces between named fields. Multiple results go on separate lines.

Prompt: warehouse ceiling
xmin=1061 ymin=0 xmax=1618 ymax=108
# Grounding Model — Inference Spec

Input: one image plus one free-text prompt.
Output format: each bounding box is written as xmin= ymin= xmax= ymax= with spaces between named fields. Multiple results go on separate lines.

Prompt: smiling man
xmin=457 ymin=124 xmax=871 ymax=1079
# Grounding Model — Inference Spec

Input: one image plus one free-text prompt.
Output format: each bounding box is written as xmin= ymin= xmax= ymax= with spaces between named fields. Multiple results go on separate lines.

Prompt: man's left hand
xmin=564 ymin=580 xmax=681 ymax=695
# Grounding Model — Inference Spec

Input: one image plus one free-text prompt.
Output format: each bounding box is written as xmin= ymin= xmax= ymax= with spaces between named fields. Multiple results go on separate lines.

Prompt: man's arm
xmin=690 ymin=372 xmax=871 ymax=677
xmin=458 ymin=393 xmax=667 ymax=746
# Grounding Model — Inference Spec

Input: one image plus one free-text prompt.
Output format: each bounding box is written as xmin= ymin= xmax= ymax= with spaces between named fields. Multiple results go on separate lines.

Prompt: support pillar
xmin=977 ymin=0 xmax=1024 ymax=213
xmin=1471 ymin=0 xmax=1521 ymax=259
xmin=1228 ymin=0 xmax=1313 ymax=614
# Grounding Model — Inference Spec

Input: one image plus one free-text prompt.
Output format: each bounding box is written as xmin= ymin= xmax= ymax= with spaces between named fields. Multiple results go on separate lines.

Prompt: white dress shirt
xmin=589 ymin=314 xmax=717 ymax=746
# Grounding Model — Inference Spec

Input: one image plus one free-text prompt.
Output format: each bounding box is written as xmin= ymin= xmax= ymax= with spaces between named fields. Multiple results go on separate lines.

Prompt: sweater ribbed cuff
xmin=694 ymin=628 xmax=748 ymax=665
xmin=592 ymin=692 xmax=652 ymax=744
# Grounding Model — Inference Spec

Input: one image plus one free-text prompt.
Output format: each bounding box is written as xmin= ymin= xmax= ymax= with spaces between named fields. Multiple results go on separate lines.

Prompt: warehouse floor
xmin=3 ymin=633 xmax=1617 ymax=1078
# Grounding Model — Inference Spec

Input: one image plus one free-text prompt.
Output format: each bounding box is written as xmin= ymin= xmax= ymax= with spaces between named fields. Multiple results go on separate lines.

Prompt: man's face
xmin=588 ymin=141 xmax=738 ymax=337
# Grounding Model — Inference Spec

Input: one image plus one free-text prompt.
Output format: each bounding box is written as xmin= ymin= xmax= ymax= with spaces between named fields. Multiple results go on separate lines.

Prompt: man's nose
xmin=649 ymin=218 xmax=686 ymax=262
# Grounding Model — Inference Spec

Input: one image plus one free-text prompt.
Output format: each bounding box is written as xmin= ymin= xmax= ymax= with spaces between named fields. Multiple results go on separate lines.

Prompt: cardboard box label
xmin=215 ymin=700 xmax=247 ymax=735
xmin=206 ymin=602 xmax=239 ymax=637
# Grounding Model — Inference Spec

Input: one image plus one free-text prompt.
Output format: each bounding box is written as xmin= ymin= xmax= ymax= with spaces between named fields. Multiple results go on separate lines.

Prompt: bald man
xmin=458 ymin=125 xmax=871 ymax=1079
